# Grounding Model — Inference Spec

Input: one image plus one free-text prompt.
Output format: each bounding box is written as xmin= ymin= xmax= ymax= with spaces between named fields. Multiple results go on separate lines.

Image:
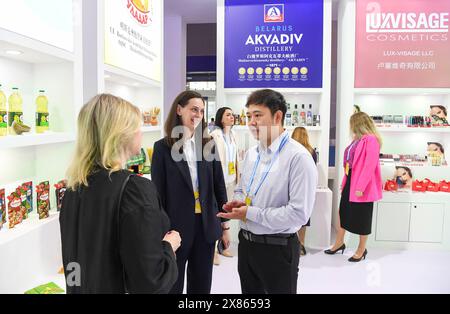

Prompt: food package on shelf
xmin=54 ymin=180 xmax=67 ymax=212
xmin=0 ymin=189 xmax=6 ymax=230
xmin=7 ymin=189 xmax=23 ymax=228
xmin=36 ymin=181 xmax=50 ymax=220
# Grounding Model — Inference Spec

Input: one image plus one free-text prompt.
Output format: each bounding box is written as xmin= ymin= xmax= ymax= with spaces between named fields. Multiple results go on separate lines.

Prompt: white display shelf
xmin=104 ymin=64 xmax=162 ymax=89
xmin=232 ymin=125 xmax=322 ymax=131
xmin=142 ymin=126 xmax=162 ymax=133
xmin=382 ymin=190 xmax=450 ymax=202
xmin=354 ymin=88 xmax=450 ymax=96
xmin=0 ymin=28 xmax=74 ymax=64
xmin=0 ymin=132 xmax=76 ymax=149
xmin=224 ymin=88 xmax=323 ymax=95
xmin=376 ymin=126 xmax=450 ymax=133
xmin=0 ymin=211 xmax=59 ymax=246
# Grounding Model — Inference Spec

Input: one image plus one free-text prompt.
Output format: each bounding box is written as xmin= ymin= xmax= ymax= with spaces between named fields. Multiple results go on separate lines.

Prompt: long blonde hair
xmin=350 ymin=112 xmax=383 ymax=147
xmin=292 ymin=127 xmax=314 ymax=155
xmin=66 ymin=94 xmax=142 ymax=189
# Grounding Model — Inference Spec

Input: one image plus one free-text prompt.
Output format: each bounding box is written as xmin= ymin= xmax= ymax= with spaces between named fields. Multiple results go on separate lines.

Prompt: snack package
xmin=54 ymin=180 xmax=67 ymax=212
xmin=19 ymin=184 xmax=30 ymax=220
xmin=0 ymin=189 xmax=6 ymax=230
xmin=24 ymin=282 xmax=64 ymax=294
xmin=24 ymin=182 xmax=33 ymax=214
xmin=7 ymin=190 xmax=23 ymax=228
xmin=36 ymin=181 xmax=50 ymax=220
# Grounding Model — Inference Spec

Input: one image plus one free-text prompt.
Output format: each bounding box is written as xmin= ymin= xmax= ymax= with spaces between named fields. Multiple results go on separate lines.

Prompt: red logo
xmin=127 ymin=0 xmax=151 ymax=26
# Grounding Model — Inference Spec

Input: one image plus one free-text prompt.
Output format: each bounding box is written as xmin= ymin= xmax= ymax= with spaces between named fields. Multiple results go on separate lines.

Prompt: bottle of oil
xmin=36 ymin=90 xmax=49 ymax=133
xmin=0 ymin=84 xmax=7 ymax=136
xmin=8 ymin=87 xmax=23 ymax=135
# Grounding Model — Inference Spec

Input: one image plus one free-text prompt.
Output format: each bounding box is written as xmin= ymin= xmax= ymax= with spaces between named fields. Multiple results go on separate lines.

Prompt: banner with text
xmin=224 ymin=0 xmax=323 ymax=88
xmin=104 ymin=0 xmax=162 ymax=82
xmin=355 ymin=0 xmax=450 ymax=88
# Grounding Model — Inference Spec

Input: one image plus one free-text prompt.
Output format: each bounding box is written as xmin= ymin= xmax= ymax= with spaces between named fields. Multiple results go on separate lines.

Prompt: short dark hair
xmin=215 ymin=107 xmax=232 ymax=130
xmin=245 ymin=89 xmax=287 ymax=125
xmin=430 ymin=105 xmax=447 ymax=116
xmin=428 ymin=142 xmax=445 ymax=154
xmin=396 ymin=166 xmax=413 ymax=178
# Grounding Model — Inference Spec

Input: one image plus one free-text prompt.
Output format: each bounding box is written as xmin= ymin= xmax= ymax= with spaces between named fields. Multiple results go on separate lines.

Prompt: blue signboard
xmin=224 ymin=0 xmax=323 ymax=88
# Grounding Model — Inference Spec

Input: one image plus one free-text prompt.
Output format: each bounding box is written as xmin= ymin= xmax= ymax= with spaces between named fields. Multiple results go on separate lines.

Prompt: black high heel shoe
xmin=348 ymin=249 xmax=368 ymax=262
xmin=324 ymin=243 xmax=346 ymax=255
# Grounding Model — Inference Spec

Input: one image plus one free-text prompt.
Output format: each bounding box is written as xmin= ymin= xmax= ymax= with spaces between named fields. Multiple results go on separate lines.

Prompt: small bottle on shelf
xmin=36 ymin=90 xmax=49 ymax=134
xmin=292 ymin=104 xmax=299 ymax=126
xmin=0 ymin=84 xmax=7 ymax=136
xmin=315 ymin=114 xmax=321 ymax=127
xmin=240 ymin=109 xmax=246 ymax=126
xmin=300 ymin=104 xmax=306 ymax=126
xmin=8 ymin=87 xmax=23 ymax=135
xmin=307 ymin=104 xmax=313 ymax=126
xmin=285 ymin=103 xmax=292 ymax=127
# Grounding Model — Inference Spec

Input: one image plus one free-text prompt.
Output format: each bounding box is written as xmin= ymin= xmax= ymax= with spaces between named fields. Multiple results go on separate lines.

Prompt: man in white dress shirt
xmin=218 ymin=89 xmax=317 ymax=294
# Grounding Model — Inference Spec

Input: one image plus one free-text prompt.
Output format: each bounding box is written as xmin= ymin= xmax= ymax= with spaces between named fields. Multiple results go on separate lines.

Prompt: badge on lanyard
xmin=194 ymin=191 xmax=202 ymax=214
xmin=345 ymin=162 xmax=350 ymax=176
xmin=245 ymin=195 xmax=252 ymax=206
xmin=228 ymin=162 xmax=236 ymax=175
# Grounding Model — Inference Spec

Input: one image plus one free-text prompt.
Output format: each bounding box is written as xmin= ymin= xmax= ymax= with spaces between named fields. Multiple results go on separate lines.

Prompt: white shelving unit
xmin=336 ymin=0 xmax=450 ymax=250
xmin=216 ymin=0 xmax=333 ymax=246
xmin=0 ymin=0 xmax=83 ymax=293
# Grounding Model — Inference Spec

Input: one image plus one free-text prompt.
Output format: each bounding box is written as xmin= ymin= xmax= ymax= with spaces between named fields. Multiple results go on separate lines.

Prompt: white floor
xmin=47 ymin=243 xmax=450 ymax=294
xmin=211 ymin=243 xmax=450 ymax=294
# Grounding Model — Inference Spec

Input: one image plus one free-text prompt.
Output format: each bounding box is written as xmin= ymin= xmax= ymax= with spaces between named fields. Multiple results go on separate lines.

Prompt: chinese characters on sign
xmin=105 ymin=0 xmax=161 ymax=82
xmin=355 ymin=0 xmax=450 ymax=88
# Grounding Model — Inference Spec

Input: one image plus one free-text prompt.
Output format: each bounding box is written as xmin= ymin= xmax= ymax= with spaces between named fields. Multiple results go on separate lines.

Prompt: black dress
xmin=339 ymin=170 xmax=374 ymax=235
xmin=60 ymin=169 xmax=178 ymax=294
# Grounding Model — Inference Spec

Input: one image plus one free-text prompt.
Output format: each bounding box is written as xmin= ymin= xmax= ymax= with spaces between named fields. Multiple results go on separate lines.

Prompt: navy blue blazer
xmin=151 ymin=138 xmax=228 ymax=245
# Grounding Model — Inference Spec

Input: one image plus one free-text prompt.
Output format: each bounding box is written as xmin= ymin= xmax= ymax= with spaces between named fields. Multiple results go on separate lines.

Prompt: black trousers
xmin=170 ymin=215 xmax=215 ymax=294
xmin=238 ymin=230 xmax=300 ymax=294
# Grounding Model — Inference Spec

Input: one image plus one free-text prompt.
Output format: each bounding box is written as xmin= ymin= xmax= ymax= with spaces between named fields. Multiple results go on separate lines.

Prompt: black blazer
xmin=60 ymin=169 xmax=178 ymax=294
xmin=151 ymin=138 xmax=228 ymax=245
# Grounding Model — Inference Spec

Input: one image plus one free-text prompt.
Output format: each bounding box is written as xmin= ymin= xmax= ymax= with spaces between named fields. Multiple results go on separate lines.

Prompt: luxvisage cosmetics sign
xmin=355 ymin=0 xmax=450 ymax=88
xmin=224 ymin=0 xmax=323 ymax=88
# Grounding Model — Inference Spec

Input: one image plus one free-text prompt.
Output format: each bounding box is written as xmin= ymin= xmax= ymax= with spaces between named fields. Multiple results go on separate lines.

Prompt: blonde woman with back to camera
xmin=325 ymin=112 xmax=383 ymax=262
xmin=60 ymin=94 xmax=180 ymax=293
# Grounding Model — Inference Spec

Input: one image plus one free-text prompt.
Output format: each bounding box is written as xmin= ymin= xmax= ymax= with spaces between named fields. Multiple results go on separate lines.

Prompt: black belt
xmin=241 ymin=229 xmax=296 ymax=246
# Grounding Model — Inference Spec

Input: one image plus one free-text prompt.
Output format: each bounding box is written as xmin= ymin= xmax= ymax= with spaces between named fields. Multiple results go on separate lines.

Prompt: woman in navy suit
xmin=151 ymin=91 xmax=230 ymax=294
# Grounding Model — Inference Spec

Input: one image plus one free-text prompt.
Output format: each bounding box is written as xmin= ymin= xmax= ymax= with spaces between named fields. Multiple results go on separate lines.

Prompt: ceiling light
xmin=5 ymin=50 xmax=23 ymax=55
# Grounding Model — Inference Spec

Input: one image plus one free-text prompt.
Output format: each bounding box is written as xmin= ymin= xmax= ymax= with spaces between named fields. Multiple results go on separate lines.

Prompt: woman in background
xmin=291 ymin=127 xmax=317 ymax=255
xmin=210 ymin=107 xmax=239 ymax=264
xmin=325 ymin=112 xmax=382 ymax=262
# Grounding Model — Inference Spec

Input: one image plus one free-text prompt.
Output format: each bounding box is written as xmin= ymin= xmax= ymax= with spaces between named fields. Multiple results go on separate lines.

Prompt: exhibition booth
xmin=0 ymin=0 xmax=449 ymax=294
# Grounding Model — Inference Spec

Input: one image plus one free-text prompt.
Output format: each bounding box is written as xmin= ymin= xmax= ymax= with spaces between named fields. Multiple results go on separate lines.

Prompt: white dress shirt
xmin=223 ymin=132 xmax=238 ymax=185
xmin=235 ymin=130 xmax=318 ymax=235
xmin=183 ymin=136 xmax=199 ymax=193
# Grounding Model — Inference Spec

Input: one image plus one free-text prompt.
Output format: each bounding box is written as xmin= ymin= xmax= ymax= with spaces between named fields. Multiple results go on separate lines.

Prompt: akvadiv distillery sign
xmin=355 ymin=0 xmax=450 ymax=88
xmin=224 ymin=0 xmax=324 ymax=88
